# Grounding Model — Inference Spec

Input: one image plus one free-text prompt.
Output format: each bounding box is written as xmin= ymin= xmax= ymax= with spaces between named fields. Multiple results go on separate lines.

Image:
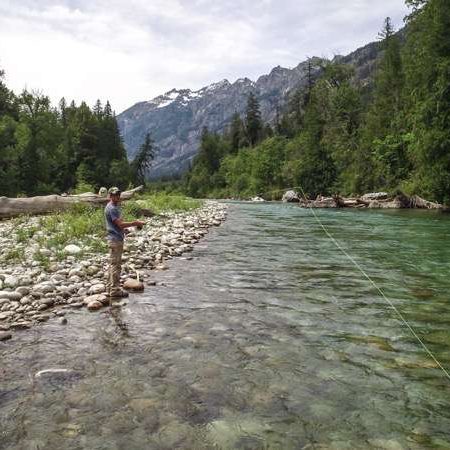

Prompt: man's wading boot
xmin=108 ymin=289 xmax=129 ymax=299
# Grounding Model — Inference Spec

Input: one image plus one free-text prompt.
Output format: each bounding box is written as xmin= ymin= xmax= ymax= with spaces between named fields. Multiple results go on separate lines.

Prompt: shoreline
xmin=0 ymin=201 xmax=228 ymax=341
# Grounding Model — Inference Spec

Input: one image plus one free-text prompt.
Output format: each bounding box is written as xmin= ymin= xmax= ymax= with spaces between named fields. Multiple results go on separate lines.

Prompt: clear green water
xmin=1 ymin=203 xmax=450 ymax=449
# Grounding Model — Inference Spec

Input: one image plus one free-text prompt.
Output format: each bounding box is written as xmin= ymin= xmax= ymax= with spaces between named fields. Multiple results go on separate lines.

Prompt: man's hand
xmin=133 ymin=220 xmax=146 ymax=230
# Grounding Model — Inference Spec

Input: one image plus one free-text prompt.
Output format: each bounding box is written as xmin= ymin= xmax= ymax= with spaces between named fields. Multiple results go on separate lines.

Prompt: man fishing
xmin=105 ymin=187 xmax=145 ymax=298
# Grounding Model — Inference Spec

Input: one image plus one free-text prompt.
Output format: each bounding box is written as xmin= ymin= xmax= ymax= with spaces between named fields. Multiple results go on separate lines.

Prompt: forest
xmin=184 ymin=0 xmax=450 ymax=204
xmin=0 ymin=81 xmax=155 ymax=197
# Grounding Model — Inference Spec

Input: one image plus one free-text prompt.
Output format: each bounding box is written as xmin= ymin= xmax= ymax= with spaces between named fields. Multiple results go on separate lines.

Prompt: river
xmin=1 ymin=202 xmax=450 ymax=449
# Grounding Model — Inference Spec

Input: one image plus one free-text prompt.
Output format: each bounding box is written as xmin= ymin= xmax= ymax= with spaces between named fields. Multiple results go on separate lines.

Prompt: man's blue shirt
xmin=105 ymin=202 xmax=124 ymax=241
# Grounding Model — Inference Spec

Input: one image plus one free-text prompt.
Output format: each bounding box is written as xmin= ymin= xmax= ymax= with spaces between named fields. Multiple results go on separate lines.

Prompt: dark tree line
xmin=0 ymin=74 xmax=156 ymax=196
xmin=184 ymin=0 xmax=450 ymax=204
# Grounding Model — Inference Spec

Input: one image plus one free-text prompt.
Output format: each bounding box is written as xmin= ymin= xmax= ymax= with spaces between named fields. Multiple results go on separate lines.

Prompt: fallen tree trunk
xmin=294 ymin=192 xmax=443 ymax=211
xmin=0 ymin=186 xmax=143 ymax=219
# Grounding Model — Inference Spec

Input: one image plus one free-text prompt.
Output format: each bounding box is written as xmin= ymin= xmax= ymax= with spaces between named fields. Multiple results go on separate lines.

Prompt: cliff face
xmin=117 ymin=40 xmax=380 ymax=179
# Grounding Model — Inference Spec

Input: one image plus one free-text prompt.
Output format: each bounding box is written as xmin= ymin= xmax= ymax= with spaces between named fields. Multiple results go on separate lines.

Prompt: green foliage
xmin=15 ymin=225 xmax=38 ymax=243
xmin=0 ymin=73 xmax=133 ymax=197
xmin=131 ymin=132 xmax=156 ymax=186
xmin=132 ymin=192 xmax=202 ymax=214
xmin=245 ymin=92 xmax=263 ymax=147
xmin=1 ymin=247 xmax=25 ymax=263
xmin=402 ymin=0 xmax=450 ymax=203
xmin=18 ymin=193 xmax=202 ymax=257
xmin=184 ymin=4 xmax=450 ymax=203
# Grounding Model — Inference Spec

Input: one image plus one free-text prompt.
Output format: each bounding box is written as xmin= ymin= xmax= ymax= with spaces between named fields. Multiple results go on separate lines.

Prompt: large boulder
xmin=64 ymin=244 xmax=82 ymax=255
xmin=83 ymin=294 xmax=108 ymax=306
xmin=3 ymin=275 xmax=19 ymax=289
xmin=282 ymin=190 xmax=300 ymax=203
xmin=123 ymin=278 xmax=145 ymax=292
xmin=88 ymin=283 xmax=106 ymax=295
xmin=0 ymin=291 xmax=23 ymax=301
xmin=87 ymin=300 xmax=103 ymax=311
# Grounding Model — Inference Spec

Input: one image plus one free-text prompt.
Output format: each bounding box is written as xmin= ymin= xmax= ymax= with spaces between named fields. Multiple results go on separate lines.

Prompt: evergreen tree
xmin=0 ymin=69 xmax=20 ymax=195
xmin=93 ymin=99 xmax=103 ymax=119
xmin=132 ymin=132 xmax=156 ymax=185
xmin=245 ymin=92 xmax=263 ymax=146
xmin=356 ymin=18 xmax=408 ymax=192
xmin=403 ymin=0 xmax=450 ymax=202
xmin=228 ymin=112 xmax=247 ymax=152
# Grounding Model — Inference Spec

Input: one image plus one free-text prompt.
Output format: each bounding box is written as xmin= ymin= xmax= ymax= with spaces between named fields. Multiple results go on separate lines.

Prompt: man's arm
xmin=113 ymin=218 xmax=145 ymax=230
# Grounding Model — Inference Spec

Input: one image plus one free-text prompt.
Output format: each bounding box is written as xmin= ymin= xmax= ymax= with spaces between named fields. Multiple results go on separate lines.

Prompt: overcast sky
xmin=0 ymin=0 xmax=409 ymax=113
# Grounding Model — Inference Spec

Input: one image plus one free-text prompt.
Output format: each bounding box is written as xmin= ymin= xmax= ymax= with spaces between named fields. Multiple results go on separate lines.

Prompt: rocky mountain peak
xmin=117 ymin=40 xmax=381 ymax=179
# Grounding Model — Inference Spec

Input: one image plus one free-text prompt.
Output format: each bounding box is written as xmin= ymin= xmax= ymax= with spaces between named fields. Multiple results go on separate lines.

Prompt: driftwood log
xmin=297 ymin=193 xmax=443 ymax=210
xmin=0 ymin=186 xmax=143 ymax=219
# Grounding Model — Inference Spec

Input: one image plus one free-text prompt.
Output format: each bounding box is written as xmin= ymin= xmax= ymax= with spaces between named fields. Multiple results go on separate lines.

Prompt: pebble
xmin=0 ymin=201 xmax=227 ymax=328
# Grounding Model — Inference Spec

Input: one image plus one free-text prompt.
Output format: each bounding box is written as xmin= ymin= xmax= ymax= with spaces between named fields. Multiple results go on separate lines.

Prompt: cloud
xmin=0 ymin=0 xmax=409 ymax=113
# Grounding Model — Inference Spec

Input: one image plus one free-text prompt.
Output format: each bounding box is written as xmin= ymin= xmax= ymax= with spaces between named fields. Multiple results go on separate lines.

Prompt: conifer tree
xmin=229 ymin=112 xmax=246 ymax=152
xmin=132 ymin=132 xmax=156 ymax=185
xmin=403 ymin=0 xmax=450 ymax=202
xmin=359 ymin=17 xmax=408 ymax=191
xmin=245 ymin=92 xmax=263 ymax=146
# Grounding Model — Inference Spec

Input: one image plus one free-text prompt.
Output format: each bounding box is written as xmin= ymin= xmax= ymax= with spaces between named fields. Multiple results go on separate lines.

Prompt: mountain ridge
xmin=117 ymin=40 xmax=380 ymax=179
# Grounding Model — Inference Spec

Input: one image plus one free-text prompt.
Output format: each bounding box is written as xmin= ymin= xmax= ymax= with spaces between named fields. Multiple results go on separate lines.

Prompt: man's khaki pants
xmin=107 ymin=240 xmax=123 ymax=295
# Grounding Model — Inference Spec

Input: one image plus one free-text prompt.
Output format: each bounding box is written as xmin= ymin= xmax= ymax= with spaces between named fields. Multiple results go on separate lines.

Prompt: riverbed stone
xmin=10 ymin=321 xmax=32 ymax=329
xmin=123 ymin=279 xmax=144 ymax=292
xmin=16 ymin=286 xmax=30 ymax=296
xmin=0 ymin=311 xmax=15 ymax=320
xmin=87 ymin=300 xmax=103 ymax=311
xmin=39 ymin=298 xmax=55 ymax=307
xmin=64 ymin=244 xmax=82 ymax=255
xmin=35 ymin=314 xmax=51 ymax=322
xmin=3 ymin=275 xmax=19 ymax=289
xmin=0 ymin=331 xmax=12 ymax=341
xmin=88 ymin=283 xmax=106 ymax=295
xmin=0 ymin=291 xmax=23 ymax=301
xmin=68 ymin=268 xmax=84 ymax=278
xmin=35 ymin=283 xmax=56 ymax=294
xmin=83 ymin=294 xmax=108 ymax=306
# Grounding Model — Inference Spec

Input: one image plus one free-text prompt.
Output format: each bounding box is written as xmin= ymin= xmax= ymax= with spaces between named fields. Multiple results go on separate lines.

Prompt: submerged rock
xmin=0 ymin=331 xmax=12 ymax=341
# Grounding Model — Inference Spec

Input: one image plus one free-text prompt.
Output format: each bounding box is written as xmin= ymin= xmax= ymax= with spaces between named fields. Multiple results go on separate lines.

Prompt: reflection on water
xmin=1 ymin=203 xmax=450 ymax=449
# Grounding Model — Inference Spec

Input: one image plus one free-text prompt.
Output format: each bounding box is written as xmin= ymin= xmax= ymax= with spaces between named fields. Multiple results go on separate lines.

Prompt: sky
xmin=0 ymin=0 xmax=410 ymax=114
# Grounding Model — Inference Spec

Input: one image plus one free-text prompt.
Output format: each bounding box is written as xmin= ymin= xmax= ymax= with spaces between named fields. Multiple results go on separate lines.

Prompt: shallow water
xmin=1 ymin=203 xmax=450 ymax=449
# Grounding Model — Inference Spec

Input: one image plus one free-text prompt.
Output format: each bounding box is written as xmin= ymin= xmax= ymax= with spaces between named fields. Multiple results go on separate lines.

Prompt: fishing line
xmin=257 ymin=185 xmax=450 ymax=382
xmin=300 ymin=185 xmax=450 ymax=381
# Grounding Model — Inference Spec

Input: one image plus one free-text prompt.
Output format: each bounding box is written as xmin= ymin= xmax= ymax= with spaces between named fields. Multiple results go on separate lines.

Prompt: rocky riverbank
xmin=0 ymin=201 xmax=227 ymax=340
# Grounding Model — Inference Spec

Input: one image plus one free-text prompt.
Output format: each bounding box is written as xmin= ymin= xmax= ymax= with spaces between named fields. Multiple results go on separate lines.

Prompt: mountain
xmin=117 ymin=40 xmax=381 ymax=179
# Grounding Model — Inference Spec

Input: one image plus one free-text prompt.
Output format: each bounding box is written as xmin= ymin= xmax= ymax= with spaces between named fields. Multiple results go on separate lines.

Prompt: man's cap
xmin=108 ymin=187 xmax=121 ymax=195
